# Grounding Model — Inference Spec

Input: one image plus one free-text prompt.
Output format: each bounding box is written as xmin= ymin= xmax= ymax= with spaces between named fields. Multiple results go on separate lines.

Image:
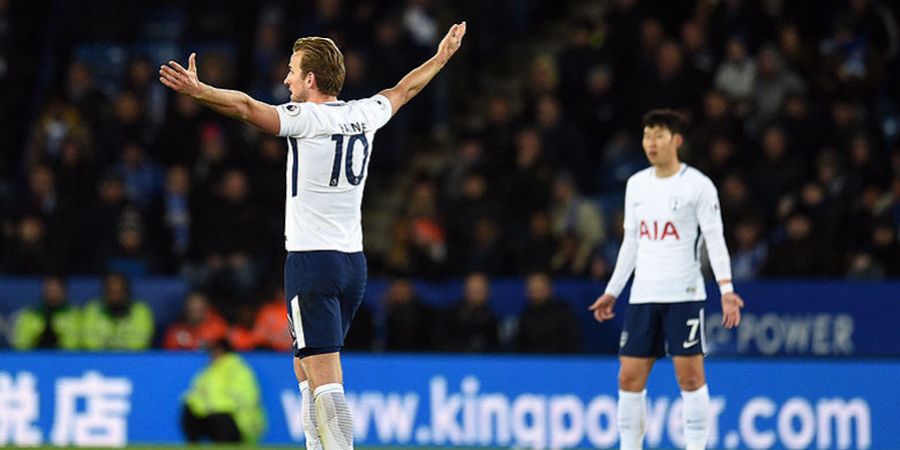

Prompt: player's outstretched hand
xmin=721 ymin=292 xmax=744 ymax=329
xmin=589 ymin=293 xmax=616 ymax=323
xmin=436 ymin=21 xmax=466 ymax=65
xmin=159 ymin=53 xmax=203 ymax=98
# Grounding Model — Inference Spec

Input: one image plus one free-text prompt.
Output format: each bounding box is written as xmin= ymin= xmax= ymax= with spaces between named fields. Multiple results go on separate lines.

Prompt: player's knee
xmin=676 ymin=372 xmax=705 ymax=391
xmin=618 ymin=371 xmax=647 ymax=391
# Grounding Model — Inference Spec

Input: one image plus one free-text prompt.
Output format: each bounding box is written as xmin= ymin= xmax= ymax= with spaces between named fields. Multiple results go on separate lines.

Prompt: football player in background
xmin=589 ymin=109 xmax=745 ymax=450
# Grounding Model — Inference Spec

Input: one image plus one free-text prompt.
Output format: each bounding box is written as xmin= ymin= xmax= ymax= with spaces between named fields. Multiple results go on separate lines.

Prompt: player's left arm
xmin=697 ymin=179 xmax=744 ymax=328
xmin=379 ymin=21 xmax=466 ymax=116
xmin=159 ymin=53 xmax=281 ymax=135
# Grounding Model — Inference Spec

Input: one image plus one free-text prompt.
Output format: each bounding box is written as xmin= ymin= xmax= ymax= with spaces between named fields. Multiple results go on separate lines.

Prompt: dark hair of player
xmin=642 ymin=109 xmax=688 ymax=137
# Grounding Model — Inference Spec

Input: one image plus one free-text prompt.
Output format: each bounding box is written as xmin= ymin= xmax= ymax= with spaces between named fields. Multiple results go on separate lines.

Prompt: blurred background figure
xmin=250 ymin=283 xmax=293 ymax=352
xmin=383 ymin=278 xmax=434 ymax=352
xmin=80 ymin=272 xmax=154 ymax=350
xmin=436 ymin=272 xmax=499 ymax=352
xmin=163 ymin=291 xmax=228 ymax=351
xmin=12 ymin=276 xmax=80 ymax=350
xmin=515 ymin=272 xmax=581 ymax=354
xmin=181 ymin=339 xmax=266 ymax=444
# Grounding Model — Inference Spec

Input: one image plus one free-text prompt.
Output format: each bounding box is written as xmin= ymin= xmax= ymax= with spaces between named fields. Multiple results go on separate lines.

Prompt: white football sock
xmin=618 ymin=389 xmax=647 ymax=450
xmin=681 ymin=384 xmax=710 ymax=450
xmin=314 ymin=383 xmax=354 ymax=450
xmin=300 ymin=381 xmax=323 ymax=450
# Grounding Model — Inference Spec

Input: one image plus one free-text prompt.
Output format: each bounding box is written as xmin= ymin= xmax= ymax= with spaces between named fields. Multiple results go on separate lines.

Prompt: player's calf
xmin=314 ymin=383 xmax=354 ymax=450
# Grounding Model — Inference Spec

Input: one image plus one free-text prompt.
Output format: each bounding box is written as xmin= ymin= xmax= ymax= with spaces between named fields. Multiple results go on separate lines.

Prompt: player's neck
xmin=653 ymin=160 xmax=682 ymax=178
xmin=306 ymin=92 xmax=339 ymax=104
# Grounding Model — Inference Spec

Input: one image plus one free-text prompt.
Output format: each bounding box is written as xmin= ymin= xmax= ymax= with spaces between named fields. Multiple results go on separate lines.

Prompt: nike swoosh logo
xmin=683 ymin=339 xmax=699 ymax=348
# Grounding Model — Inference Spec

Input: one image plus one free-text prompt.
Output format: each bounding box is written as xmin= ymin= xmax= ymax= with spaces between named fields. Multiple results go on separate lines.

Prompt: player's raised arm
xmin=159 ymin=53 xmax=280 ymax=135
xmin=379 ymin=21 xmax=466 ymax=115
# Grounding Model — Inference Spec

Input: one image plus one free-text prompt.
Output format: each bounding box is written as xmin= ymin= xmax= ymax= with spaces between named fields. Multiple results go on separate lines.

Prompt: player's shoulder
xmin=627 ymin=166 xmax=655 ymax=184
xmin=681 ymin=165 xmax=717 ymax=189
xmin=347 ymin=94 xmax=392 ymax=113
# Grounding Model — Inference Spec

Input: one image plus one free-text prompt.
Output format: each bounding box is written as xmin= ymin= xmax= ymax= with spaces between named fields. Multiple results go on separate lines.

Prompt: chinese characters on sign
xmin=0 ymin=371 xmax=132 ymax=446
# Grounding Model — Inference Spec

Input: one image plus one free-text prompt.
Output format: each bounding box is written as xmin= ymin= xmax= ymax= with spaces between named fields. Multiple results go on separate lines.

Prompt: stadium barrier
xmin=1 ymin=278 xmax=899 ymax=356
xmin=0 ymin=352 xmax=896 ymax=449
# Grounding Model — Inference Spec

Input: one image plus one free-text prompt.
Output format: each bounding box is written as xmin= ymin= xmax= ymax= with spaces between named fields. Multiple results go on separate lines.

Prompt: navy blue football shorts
xmin=619 ymin=301 xmax=706 ymax=358
xmin=284 ymin=251 xmax=367 ymax=358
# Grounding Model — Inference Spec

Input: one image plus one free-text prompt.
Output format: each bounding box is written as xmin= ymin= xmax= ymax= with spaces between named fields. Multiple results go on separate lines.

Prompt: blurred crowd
xmin=10 ymin=272 xmax=583 ymax=354
xmin=2 ymin=0 xmax=900 ymax=350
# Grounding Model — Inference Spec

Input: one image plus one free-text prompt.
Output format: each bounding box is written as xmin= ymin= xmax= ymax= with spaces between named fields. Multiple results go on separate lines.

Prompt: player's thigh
xmin=339 ymin=252 xmax=367 ymax=339
xmin=619 ymin=303 xmax=666 ymax=358
xmin=284 ymin=252 xmax=344 ymax=355
xmin=619 ymin=356 xmax=656 ymax=392
xmin=662 ymin=301 xmax=707 ymax=357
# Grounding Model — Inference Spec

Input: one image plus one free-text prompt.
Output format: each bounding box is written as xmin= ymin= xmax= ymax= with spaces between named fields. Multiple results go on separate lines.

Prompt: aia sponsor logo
xmin=639 ymin=220 xmax=680 ymax=240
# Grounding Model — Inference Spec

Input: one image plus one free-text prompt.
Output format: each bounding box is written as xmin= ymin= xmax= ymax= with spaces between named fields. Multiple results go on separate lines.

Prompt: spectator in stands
xmin=446 ymin=172 xmax=495 ymax=272
xmin=690 ymin=90 xmax=739 ymax=168
xmin=181 ymin=339 xmax=266 ymax=444
xmin=86 ymin=172 xmax=134 ymax=272
xmin=384 ymin=278 xmax=434 ymax=352
xmin=868 ymin=219 xmax=900 ymax=276
xmin=55 ymin=137 xmax=97 ymax=208
xmin=252 ymin=287 xmax=292 ymax=352
xmin=150 ymin=165 xmax=193 ymax=272
xmin=155 ymin=95 xmax=204 ymax=167
xmin=226 ymin=304 xmax=261 ymax=352
xmin=63 ymin=61 xmax=106 ymax=130
xmin=748 ymin=45 xmax=807 ymax=133
xmin=558 ymin=19 xmax=608 ymax=112
xmin=80 ymin=272 xmax=154 ymax=350
xmin=750 ymin=125 xmax=804 ymax=207
xmin=577 ymin=65 xmax=618 ymax=173
xmin=515 ymin=272 xmax=580 ymax=354
xmin=2 ymin=215 xmax=61 ymax=275
xmin=124 ymin=55 xmax=167 ymax=125
xmin=549 ymin=173 xmax=605 ymax=275
xmin=403 ymin=177 xmax=448 ymax=277
xmin=194 ymin=169 xmax=260 ymax=303
xmin=730 ymin=216 xmax=769 ymax=281
xmin=460 ymin=216 xmax=508 ymax=276
xmin=163 ymin=291 xmax=228 ymax=351
xmin=501 ymin=128 xmax=555 ymax=224
xmin=512 ymin=210 xmax=557 ymax=275
xmin=115 ymin=142 xmax=164 ymax=209
xmin=764 ymin=212 xmax=839 ymax=277
xmin=100 ymin=91 xmax=149 ymax=163
xmin=534 ymin=94 xmax=585 ymax=185
xmin=12 ymin=276 xmax=80 ymax=350
xmin=436 ymin=272 xmax=500 ymax=352
xmin=20 ymin=164 xmax=64 ymax=227
xmin=25 ymin=98 xmax=92 ymax=169
xmin=680 ymin=19 xmax=715 ymax=78
xmin=480 ymin=95 xmax=518 ymax=171
xmin=105 ymin=215 xmax=160 ymax=276
xmin=713 ymin=36 xmax=755 ymax=111
xmin=846 ymin=132 xmax=891 ymax=198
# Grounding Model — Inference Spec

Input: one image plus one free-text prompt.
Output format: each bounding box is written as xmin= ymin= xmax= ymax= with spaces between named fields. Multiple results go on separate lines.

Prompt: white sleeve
xmin=276 ymin=102 xmax=316 ymax=138
xmin=361 ymin=94 xmax=393 ymax=130
xmin=604 ymin=179 xmax=638 ymax=297
xmin=697 ymin=179 xmax=733 ymax=281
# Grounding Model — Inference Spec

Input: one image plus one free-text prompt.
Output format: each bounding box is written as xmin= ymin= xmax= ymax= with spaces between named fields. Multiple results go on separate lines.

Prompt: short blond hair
xmin=292 ymin=37 xmax=345 ymax=96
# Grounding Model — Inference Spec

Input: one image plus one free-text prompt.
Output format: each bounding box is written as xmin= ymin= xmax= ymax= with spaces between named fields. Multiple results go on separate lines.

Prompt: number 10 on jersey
xmin=289 ymin=133 xmax=370 ymax=197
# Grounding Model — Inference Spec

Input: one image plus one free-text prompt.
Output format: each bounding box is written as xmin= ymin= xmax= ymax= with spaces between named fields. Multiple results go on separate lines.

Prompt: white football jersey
xmin=276 ymin=94 xmax=393 ymax=252
xmin=619 ymin=163 xmax=729 ymax=303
